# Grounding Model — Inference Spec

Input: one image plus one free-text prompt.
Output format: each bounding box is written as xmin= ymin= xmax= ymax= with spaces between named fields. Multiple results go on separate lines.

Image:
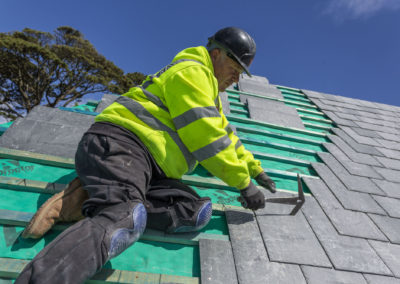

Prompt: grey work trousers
xmin=15 ymin=131 xmax=210 ymax=284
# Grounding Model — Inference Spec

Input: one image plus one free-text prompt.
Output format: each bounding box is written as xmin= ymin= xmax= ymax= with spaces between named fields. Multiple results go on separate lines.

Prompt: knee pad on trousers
xmin=172 ymin=200 xmax=212 ymax=233
xmin=108 ymin=203 xmax=147 ymax=260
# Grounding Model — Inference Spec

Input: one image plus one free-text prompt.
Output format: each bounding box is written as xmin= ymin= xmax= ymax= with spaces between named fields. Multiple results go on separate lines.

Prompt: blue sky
xmin=2 ymin=0 xmax=399 ymax=107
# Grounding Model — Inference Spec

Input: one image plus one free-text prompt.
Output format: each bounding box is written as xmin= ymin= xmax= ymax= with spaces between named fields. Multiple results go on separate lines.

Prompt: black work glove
xmin=255 ymin=172 xmax=276 ymax=193
xmin=238 ymin=181 xmax=265 ymax=210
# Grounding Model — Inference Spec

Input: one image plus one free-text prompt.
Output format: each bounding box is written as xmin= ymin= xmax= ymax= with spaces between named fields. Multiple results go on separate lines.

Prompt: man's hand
xmin=238 ymin=182 xmax=265 ymax=210
xmin=255 ymin=172 xmax=276 ymax=193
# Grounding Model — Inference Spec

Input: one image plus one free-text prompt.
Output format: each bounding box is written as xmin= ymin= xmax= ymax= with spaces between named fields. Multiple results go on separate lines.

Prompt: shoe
xmin=173 ymin=200 xmax=212 ymax=233
xmin=22 ymin=177 xmax=88 ymax=239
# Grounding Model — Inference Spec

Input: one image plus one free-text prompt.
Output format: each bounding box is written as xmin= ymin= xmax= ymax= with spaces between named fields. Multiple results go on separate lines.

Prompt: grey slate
xmin=303 ymin=175 xmax=342 ymax=210
xmin=301 ymin=266 xmax=367 ymax=284
xmin=341 ymin=126 xmax=382 ymax=147
xmin=225 ymin=209 xmax=306 ymax=284
xmin=95 ymin=93 xmax=118 ymax=113
xmin=308 ymin=98 xmax=340 ymax=112
xmin=328 ymin=135 xmax=382 ymax=167
xmin=375 ymin=156 xmax=400 ymax=170
xmin=225 ymin=209 xmax=269 ymax=284
xmin=25 ymin=106 xmax=95 ymax=127
xmin=371 ymin=179 xmax=400 ymax=199
xmin=364 ymin=274 xmax=400 ymax=284
xmin=240 ymin=74 xmax=269 ymax=84
xmin=302 ymin=89 xmax=327 ymax=99
xmin=328 ymin=208 xmax=387 ymax=241
xmin=372 ymin=195 xmax=400 ymax=218
xmin=376 ymin=147 xmax=400 ymax=160
xmin=376 ymin=139 xmax=400 ymax=151
xmin=352 ymin=127 xmax=382 ymax=139
xmin=322 ymin=142 xmax=352 ymax=163
xmin=256 ymin=213 xmax=331 ymax=267
xmin=0 ymin=118 xmax=89 ymax=159
xmin=199 ymin=239 xmax=237 ymax=284
xmin=369 ymin=240 xmax=400 ymax=278
xmin=247 ymin=98 xmax=305 ymax=129
xmin=373 ymin=167 xmax=400 ymax=183
xmin=355 ymin=120 xmax=399 ymax=135
xmin=323 ymin=110 xmax=358 ymax=127
xmin=312 ymin=159 xmax=386 ymax=214
xmin=238 ymin=78 xmax=283 ymax=99
xmin=332 ymin=128 xmax=383 ymax=156
xmin=304 ymin=175 xmax=386 ymax=240
xmin=218 ymin=92 xmax=231 ymax=114
xmin=318 ymin=152 xmax=385 ymax=196
xmin=302 ymin=197 xmax=392 ymax=275
xmin=369 ymin=214 xmax=400 ymax=245
xmin=377 ymin=131 xmax=400 ymax=142
xmin=340 ymin=160 xmax=382 ymax=179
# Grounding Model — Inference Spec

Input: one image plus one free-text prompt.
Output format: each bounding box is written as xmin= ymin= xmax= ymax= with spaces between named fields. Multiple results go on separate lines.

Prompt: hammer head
xmin=264 ymin=173 xmax=305 ymax=215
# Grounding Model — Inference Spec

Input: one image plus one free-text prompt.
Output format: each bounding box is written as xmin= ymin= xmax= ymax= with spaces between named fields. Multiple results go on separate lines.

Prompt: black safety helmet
xmin=207 ymin=27 xmax=256 ymax=76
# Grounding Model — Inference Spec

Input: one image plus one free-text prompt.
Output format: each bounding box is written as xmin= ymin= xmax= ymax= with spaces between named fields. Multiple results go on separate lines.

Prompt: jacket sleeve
xmin=217 ymin=97 xmax=264 ymax=179
xmin=163 ymin=64 xmax=251 ymax=190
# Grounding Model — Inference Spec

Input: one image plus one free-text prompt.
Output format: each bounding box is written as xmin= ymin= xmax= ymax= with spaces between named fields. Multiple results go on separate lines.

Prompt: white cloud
xmin=324 ymin=0 xmax=400 ymax=20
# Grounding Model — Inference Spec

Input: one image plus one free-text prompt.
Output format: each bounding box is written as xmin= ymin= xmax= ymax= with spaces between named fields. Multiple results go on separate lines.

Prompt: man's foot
xmin=172 ymin=200 xmax=212 ymax=233
xmin=22 ymin=177 xmax=89 ymax=239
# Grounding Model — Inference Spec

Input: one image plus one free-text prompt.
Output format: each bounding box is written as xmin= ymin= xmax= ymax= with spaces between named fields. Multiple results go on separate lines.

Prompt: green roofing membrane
xmin=0 ymin=83 xmax=338 ymax=282
xmin=0 ymin=225 xmax=200 ymax=277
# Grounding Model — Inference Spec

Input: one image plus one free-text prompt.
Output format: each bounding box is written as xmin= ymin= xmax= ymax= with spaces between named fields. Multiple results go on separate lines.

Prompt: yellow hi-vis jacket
xmin=96 ymin=46 xmax=264 ymax=190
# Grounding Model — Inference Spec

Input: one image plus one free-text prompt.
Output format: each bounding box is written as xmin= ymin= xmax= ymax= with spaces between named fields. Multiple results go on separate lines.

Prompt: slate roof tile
xmin=199 ymin=239 xmax=237 ymax=284
xmin=340 ymin=160 xmax=383 ymax=179
xmin=376 ymin=148 xmax=400 ymax=160
xmin=372 ymin=195 xmax=400 ymax=218
xmin=376 ymin=132 xmax=400 ymax=142
xmin=375 ymin=139 xmax=400 ymax=152
xmin=238 ymin=78 xmax=283 ymax=99
xmin=225 ymin=210 xmax=306 ymax=284
xmin=376 ymin=157 xmax=400 ymax=170
xmin=247 ymin=98 xmax=305 ymax=129
xmin=352 ymin=127 xmax=382 ymax=139
xmin=355 ymin=121 xmax=399 ymax=135
xmin=257 ymin=213 xmax=331 ymax=267
xmin=369 ymin=240 xmax=400 ymax=278
xmin=322 ymin=110 xmax=358 ymax=127
xmin=341 ymin=126 xmax=383 ymax=147
xmin=311 ymin=158 xmax=386 ymax=214
xmin=95 ymin=94 xmax=118 ymax=113
xmin=373 ymin=167 xmax=400 ymax=183
xmin=304 ymin=174 xmax=386 ymax=240
xmin=363 ymin=274 xmax=400 ymax=284
xmin=301 ymin=266 xmax=368 ymax=284
xmin=318 ymin=152 xmax=385 ymax=195
xmin=331 ymin=128 xmax=383 ymax=156
xmin=371 ymin=179 xmax=400 ymax=199
xmin=326 ymin=136 xmax=382 ymax=167
xmin=302 ymin=197 xmax=392 ymax=275
xmin=369 ymin=214 xmax=400 ymax=245
xmin=325 ymin=208 xmax=387 ymax=241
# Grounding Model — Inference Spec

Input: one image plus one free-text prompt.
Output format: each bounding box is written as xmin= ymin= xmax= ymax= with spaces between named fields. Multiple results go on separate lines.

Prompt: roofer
xmin=15 ymin=27 xmax=276 ymax=284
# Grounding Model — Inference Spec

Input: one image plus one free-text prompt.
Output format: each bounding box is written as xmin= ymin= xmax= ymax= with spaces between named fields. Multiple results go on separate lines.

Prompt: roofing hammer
xmin=239 ymin=174 xmax=305 ymax=215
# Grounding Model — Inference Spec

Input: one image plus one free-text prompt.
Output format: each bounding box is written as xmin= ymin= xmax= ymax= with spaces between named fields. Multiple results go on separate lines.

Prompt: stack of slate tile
xmin=0 ymin=105 xmax=94 ymax=159
xmin=237 ymin=75 xmax=305 ymax=129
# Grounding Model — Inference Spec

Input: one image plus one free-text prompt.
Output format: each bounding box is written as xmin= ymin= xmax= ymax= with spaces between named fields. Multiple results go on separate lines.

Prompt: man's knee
xmin=168 ymin=199 xmax=212 ymax=233
xmin=100 ymin=202 xmax=147 ymax=260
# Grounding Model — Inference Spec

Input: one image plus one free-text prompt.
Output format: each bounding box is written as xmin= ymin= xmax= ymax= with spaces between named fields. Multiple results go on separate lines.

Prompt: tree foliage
xmin=0 ymin=26 xmax=145 ymax=121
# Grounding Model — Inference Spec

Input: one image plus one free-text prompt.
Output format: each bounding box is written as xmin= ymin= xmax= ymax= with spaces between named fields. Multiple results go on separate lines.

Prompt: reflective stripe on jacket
xmin=95 ymin=46 xmax=263 ymax=189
